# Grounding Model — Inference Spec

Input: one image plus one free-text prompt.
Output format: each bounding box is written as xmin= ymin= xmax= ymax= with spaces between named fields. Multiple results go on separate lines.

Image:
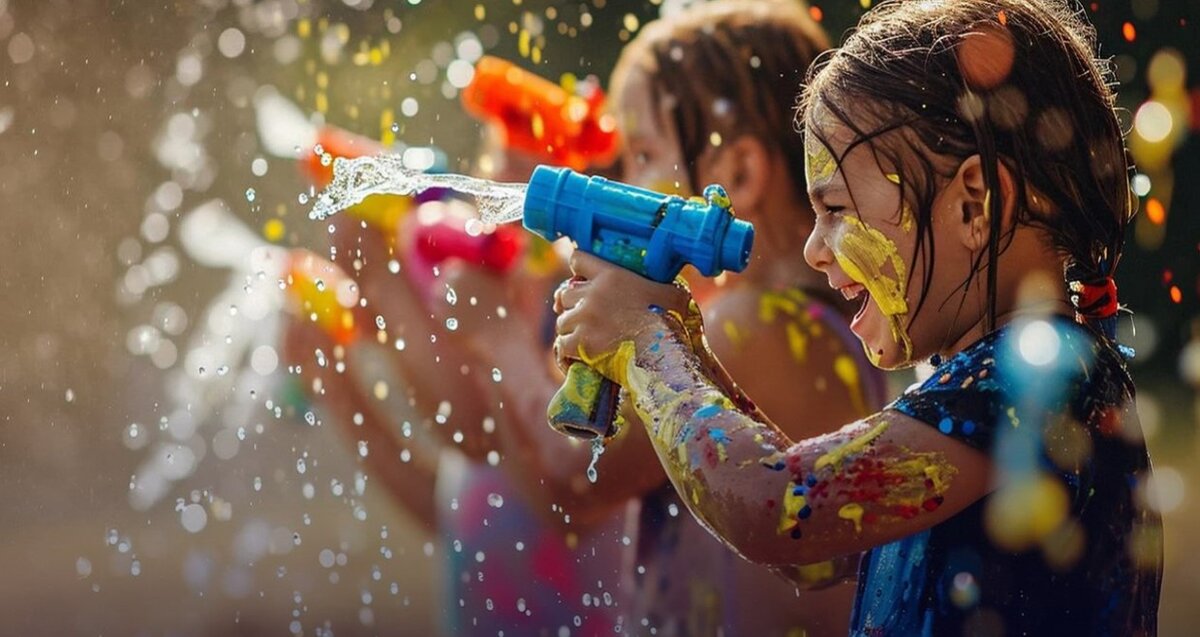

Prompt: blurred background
xmin=0 ymin=0 xmax=1196 ymax=634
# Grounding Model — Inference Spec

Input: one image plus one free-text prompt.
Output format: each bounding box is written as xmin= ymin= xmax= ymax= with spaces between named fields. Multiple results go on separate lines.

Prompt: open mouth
xmin=838 ymin=283 xmax=871 ymax=323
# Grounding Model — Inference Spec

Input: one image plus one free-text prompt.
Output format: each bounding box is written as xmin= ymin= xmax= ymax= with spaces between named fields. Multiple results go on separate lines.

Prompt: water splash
xmin=586 ymin=437 xmax=606 ymax=484
xmin=310 ymin=154 xmax=528 ymax=225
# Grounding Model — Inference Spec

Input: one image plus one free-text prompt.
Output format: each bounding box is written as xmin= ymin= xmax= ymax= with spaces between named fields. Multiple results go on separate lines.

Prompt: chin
xmin=860 ymin=339 xmax=915 ymax=371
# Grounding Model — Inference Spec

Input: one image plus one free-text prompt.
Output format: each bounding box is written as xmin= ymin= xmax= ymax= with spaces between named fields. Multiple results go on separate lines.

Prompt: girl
xmin=440 ymin=2 xmax=885 ymax=634
xmin=552 ymin=0 xmax=1162 ymax=634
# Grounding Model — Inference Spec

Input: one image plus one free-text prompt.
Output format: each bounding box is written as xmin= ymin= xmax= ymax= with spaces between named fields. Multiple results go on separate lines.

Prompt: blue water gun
xmin=522 ymin=165 xmax=755 ymax=439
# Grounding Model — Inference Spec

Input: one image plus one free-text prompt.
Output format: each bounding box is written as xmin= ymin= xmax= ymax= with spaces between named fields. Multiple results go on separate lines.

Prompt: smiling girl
xmin=552 ymin=0 xmax=1162 ymax=634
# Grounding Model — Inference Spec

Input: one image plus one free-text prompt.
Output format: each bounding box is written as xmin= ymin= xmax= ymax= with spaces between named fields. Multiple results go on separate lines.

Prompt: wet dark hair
xmin=612 ymin=0 xmax=829 ymax=196
xmin=798 ymin=0 xmax=1132 ymax=335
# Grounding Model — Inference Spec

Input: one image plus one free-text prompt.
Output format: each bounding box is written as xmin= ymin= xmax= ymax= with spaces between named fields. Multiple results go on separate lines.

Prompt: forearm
xmin=615 ymin=315 xmax=868 ymax=567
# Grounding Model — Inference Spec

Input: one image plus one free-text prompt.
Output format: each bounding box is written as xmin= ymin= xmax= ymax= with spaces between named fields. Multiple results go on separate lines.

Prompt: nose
xmin=803 ymin=221 xmax=834 ymax=273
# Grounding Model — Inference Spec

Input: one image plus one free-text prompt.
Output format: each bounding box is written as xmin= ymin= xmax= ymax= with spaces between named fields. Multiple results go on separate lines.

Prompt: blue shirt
xmin=853 ymin=317 xmax=1161 ymax=636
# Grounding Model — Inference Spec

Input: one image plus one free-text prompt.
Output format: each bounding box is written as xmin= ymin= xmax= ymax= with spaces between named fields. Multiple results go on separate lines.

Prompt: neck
xmin=938 ymin=256 xmax=1073 ymax=360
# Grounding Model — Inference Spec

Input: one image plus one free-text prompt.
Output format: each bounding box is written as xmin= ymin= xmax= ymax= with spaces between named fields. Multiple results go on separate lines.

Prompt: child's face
xmin=802 ymin=111 xmax=981 ymax=369
xmin=612 ymin=68 xmax=692 ymax=195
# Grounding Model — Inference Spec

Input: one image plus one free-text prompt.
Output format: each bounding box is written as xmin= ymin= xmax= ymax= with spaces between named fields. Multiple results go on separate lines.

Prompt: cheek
xmin=831 ymin=217 xmax=910 ymax=317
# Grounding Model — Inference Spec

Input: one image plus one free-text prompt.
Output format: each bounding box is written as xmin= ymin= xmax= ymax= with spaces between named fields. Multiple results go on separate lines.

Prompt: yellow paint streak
xmin=838 ymin=503 xmax=864 ymax=533
xmin=814 ymin=420 xmax=890 ymax=472
xmin=832 ymin=215 xmax=913 ymax=361
xmin=900 ymin=201 xmax=915 ymax=233
xmin=833 ymin=354 xmax=866 ymax=416
xmin=722 ymin=320 xmax=744 ymax=349
xmin=785 ymin=322 xmax=808 ymax=363
xmin=804 ymin=136 xmax=837 ymax=187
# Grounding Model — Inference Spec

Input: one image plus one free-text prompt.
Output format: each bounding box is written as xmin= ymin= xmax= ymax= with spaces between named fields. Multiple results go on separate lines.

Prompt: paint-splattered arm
xmin=615 ymin=315 xmax=991 ymax=568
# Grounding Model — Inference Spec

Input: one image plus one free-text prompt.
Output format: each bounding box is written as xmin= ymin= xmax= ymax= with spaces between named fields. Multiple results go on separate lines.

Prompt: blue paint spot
xmin=792 ymin=486 xmax=805 ymax=496
xmin=790 ymin=528 xmax=803 ymax=539
xmin=695 ymin=404 xmax=722 ymax=419
xmin=648 ymin=304 xmax=665 ymax=314
xmin=805 ymin=474 xmax=818 ymax=487
xmin=798 ymin=505 xmax=812 ymax=519
xmin=938 ymin=417 xmax=954 ymax=434
xmin=962 ymin=420 xmax=976 ymax=436
xmin=650 ymin=342 xmax=660 ymax=352
xmin=709 ymin=428 xmax=730 ymax=444
xmin=772 ymin=461 xmax=786 ymax=471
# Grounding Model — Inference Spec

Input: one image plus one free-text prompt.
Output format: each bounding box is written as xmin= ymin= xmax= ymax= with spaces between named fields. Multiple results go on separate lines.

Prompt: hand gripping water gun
xmin=521 ymin=166 xmax=755 ymax=439
xmin=462 ymin=56 xmax=620 ymax=171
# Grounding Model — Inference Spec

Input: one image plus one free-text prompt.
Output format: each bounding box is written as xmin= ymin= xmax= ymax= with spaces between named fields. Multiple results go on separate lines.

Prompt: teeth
xmin=840 ymin=284 xmax=865 ymax=301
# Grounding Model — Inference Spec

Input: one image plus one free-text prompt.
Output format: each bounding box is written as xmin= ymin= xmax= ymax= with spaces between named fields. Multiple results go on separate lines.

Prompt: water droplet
xmin=180 ymin=503 xmax=208 ymax=533
xmin=445 ymin=317 xmax=458 ymax=331
xmin=313 ymin=143 xmax=325 ymax=156
xmin=216 ymin=365 xmax=229 ymax=376
xmin=387 ymin=259 xmax=401 ymax=274
xmin=314 ymin=279 xmax=326 ymax=291
xmin=445 ymin=287 xmax=458 ymax=305
xmin=464 ymin=218 xmax=483 ymax=236
xmin=376 ymin=315 xmax=386 ymax=330
xmin=390 ymin=122 xmax=400 ymax=133
xmin=245 ymin=187 xmax=257 ymax=202
xmin=298 ymin=192 xmax=309 ymax=205
xmin=586 ymin=437 xmax=606 ymax=484
xmin=491 ymin=368 xmax=502 ymax=382
xmin=304 ymin=411 xmax=316 ymax=425
xmin=487 ymin=493 xmax=504 ymax=508
xmin=296 ymin=458 xmax=307 ymax=474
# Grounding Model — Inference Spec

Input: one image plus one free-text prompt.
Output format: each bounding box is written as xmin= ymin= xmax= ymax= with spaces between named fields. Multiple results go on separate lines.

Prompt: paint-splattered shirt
xmin=851 ymin=316 xmax=1162 ymax=636
xmin=436 ymin=455 xmax=630 ymax=637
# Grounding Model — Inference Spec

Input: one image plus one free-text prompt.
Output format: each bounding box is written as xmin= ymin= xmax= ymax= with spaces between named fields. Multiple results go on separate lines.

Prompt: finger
xmin=567 ymin=249 xmax=607 ymax=278
xmin=554 ymin=277 xmax=589 ymax=314
xmin=553 ymin=332 xmax=580 ymax=375
xmin=554 ymin=302 xmax=586 ymax=337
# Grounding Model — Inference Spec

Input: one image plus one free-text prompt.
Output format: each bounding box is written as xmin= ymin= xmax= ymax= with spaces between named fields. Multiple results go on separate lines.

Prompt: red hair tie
xmin=1067 ymin=276 xmax=1119 ymax=321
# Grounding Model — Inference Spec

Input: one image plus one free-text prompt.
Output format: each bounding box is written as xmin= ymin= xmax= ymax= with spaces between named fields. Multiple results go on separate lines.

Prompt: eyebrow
xmin=809 ymin=182 xmax=848 ymax=199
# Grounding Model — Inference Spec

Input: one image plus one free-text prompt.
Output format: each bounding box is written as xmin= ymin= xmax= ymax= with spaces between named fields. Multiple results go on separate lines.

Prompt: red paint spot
xmin=766 ymin=499 xmax=776 ymax=509
xmin=997 ymin=10 xmax=1007 ymax=25
xmin=1122 ymin=22 xmax=1136 ymax=43
xmin=809 ymin=6 xmax=823 ymax=22
xmin=1163 ymin=269 xmax=1174 ymax=285
xmin=1170 ymin=286 xmax=1182 ymax=304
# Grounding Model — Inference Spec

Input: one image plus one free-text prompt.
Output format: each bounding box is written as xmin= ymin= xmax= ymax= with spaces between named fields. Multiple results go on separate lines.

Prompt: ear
xmin=950 ymin=154 xmax=1016 ymax=252
xmin=699 ymin=135 xmax=771 ymax=213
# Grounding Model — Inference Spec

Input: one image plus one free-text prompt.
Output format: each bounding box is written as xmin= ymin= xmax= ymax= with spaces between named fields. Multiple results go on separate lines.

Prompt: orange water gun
xmin=462 ymin=56 xmax=620 ymax=171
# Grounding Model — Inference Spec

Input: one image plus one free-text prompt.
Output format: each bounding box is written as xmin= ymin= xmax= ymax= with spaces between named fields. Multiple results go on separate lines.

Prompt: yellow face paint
xmin=804 ymin=134 xmax=837 ymax=188
xmin=832 ymin=215 xmax=914 ymax=362
xmin=885 ymin=173 xmax=915 ymax=233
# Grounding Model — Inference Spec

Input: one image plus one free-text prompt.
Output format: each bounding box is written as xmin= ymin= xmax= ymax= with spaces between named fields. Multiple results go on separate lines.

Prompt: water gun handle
xmin=550 ymin=365 xmax=623 ymax=438
xmin=522 ymin=166 xmax=754 ymax=439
